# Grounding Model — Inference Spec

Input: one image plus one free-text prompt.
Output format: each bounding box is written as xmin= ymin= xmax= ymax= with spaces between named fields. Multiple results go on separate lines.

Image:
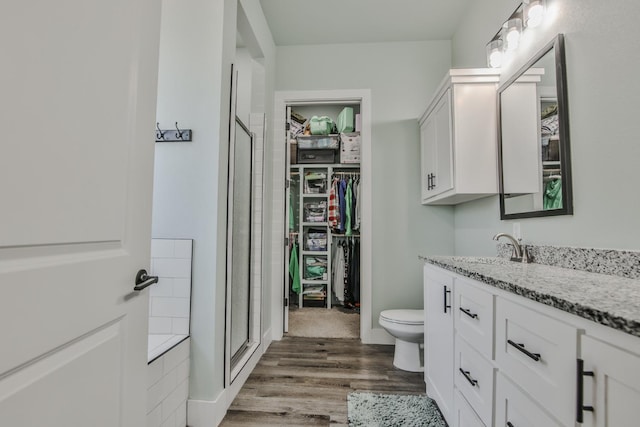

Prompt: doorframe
xmin=270 ymin=89 xmax=376 ymax=343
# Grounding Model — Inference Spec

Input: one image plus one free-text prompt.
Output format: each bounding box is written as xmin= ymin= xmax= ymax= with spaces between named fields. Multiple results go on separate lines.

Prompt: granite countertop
xmin=420 ymin=255 xmax=640 ymax=338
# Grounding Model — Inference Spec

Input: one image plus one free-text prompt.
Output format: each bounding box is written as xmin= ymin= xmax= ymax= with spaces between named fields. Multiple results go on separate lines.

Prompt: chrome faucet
xmin=493 ymin=232 xmax=527 ymax=262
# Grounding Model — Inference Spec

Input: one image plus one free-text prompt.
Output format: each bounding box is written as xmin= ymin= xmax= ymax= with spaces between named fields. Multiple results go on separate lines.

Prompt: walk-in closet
xmin=284 ymin=103 xmax=362 ymax=338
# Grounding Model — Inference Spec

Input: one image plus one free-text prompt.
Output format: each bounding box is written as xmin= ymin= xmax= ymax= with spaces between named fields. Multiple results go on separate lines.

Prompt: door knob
xmin=134 ymin=269 xmax=159 ymax=291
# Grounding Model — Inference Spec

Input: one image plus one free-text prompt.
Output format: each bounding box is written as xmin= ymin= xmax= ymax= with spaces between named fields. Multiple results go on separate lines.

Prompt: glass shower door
xmin=228 ymin=117 xmax=253 ymax=369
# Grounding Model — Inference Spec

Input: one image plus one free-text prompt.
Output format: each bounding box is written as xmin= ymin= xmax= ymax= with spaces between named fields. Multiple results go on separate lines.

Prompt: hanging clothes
xmin=328 ymin=177 xmax=339 ymax=228
xmin=543 ymin=178 xmax=563 ymax=210
xmin=345 ymin=178 xmax=353 ymax=236
xmin=332 ymin=240 xmax=345 ymax=304
xmin=338 ymin=178 xmax=347 ymax=232
xmin=289 ymin=242 xmax=300 ymax=293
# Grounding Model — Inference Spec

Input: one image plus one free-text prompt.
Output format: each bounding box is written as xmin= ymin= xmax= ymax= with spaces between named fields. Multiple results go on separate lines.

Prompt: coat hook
xmin=156 ymin=122 xmax=165 ymax=140
xmin=175 ymin=122 xmax=183 ymax=139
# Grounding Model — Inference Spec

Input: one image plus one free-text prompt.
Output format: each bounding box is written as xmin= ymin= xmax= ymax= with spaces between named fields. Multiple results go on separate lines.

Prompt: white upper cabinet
xmin=419 ymin=69 xmax=500 ymax=205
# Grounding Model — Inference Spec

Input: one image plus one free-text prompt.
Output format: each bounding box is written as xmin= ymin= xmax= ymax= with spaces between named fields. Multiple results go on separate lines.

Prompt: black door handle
xmin=459 ymin=368 xmax=478 ymax=387
xmin=134 ymin=269 xmax=159 ymax=291
xmin=576 ymin=358 xmax=594 ymax=423
xmin=460 ymin=307 xmax=478 ymax=319
xmin=507 ymin=422 xmax=515 ymax=427
xmin=443 ymin=285 xmax=451 ymax=313
xmin=507 ymin=339 xmax=541 ymax=362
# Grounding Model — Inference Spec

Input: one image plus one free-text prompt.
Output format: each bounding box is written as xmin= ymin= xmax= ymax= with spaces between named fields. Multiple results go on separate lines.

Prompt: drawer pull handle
xmin=576 ymin=358 xmax=595 ymax=423
xmin=459 ymin=307 xmax=478 ymax=319
xmin=459 ymin=368 xmax=478 ymax=387
xmin=507 ymin=422 xmax=515 ymax=427
xmin=443 ymin=285 xmax=451 ymax=313
xmin=507 ymin=339 xmax=541 ymax=362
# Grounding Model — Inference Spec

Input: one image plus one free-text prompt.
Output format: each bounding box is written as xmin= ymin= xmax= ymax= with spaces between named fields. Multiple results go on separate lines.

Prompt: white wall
xmin=153 ymin=0 xmax=276 ymax=423
xmin=275 ymin=41 xmax=455 ymax=329
xmin=153 ymin=0 xmax=236 ymax=403
xmin=451 ymin=0 xmax=640 ymax=255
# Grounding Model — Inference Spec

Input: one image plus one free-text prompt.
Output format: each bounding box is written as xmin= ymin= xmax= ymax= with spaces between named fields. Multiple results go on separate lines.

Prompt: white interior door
xmin=0 ymin=1 xmax=161 ymax=426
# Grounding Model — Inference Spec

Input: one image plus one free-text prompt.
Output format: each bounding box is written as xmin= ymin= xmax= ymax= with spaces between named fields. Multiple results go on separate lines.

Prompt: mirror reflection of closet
xmin=498 ymin=34 xmax=573 ymax=219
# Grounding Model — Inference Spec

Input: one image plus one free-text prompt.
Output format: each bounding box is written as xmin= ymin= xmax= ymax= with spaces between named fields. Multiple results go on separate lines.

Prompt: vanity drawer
xmin=495 ymin=372 xmax=563 ymax=427
xmin=454 ymin=277 xmax=494 ymax=360
xmin=495 ymin=297 xmax=577 ymax=426
xmin=453 ymin=390 xmax=485 ymax=427
xmin=454 ymin=335 xmax=494 ymax=427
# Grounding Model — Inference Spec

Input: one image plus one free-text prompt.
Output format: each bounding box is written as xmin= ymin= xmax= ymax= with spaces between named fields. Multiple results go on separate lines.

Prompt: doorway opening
xmin=273 ymin=90 xmax=373 ymax=342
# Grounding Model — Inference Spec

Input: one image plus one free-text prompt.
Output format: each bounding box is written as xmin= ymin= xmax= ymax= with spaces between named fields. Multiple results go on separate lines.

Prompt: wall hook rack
xmin=155 ymin=121 xmax=192 ymax=142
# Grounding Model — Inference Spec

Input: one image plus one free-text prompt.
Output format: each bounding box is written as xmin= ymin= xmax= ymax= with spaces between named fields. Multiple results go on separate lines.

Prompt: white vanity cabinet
xmin=423 ymin=262 xmax=640 ymax=427
xmin=423 ymin=265 xmax=454 ymax=423
xmin=419 ymin=69 xmax=500 ymax=205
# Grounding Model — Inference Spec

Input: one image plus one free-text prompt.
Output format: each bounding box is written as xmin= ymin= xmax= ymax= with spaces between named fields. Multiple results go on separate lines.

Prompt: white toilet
xmin=378 ymin=309 xmax=425 ymax=372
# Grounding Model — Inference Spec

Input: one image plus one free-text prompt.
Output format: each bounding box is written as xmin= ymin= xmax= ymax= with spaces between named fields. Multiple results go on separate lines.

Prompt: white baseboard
xmin=187 ymin=390 xmax=227 ymax=427
xmin=262 ymin=327 xmax=272 ymax=349
xmin=187 ymin=331 xmax=273 ymax=426
xmin=362 ymin=327 xmax=395 ymax=345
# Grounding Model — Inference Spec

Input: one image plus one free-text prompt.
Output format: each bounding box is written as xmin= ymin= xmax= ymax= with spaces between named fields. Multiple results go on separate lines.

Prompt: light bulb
xmin=502 ymin=18 xmax=522 ymax=51
xmin=486 ymin=39 xmax=503 ymax=68
xmin=506 ymin=28 xmax=520 ymax=49
xmin=525 ymin=0 xmax=545 ymax=28
xmin=489 ymin=51 xmax=502 ymax=68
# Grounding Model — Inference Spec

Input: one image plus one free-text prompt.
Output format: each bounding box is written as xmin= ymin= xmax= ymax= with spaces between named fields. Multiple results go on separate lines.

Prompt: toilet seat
xmin=380 ymin=309 xmax=424 ymax=325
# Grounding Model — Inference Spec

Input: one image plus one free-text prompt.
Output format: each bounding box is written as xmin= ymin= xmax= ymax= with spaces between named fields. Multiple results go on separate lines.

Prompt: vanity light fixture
xmin=486 ymin=1 xmax=546 ymax=68
xmin=524 ymin=0 xmax=545 ymax=28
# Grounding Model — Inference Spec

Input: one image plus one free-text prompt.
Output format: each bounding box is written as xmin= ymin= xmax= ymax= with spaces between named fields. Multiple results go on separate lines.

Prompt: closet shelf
xmin=302 ymin=222 xmax=328 ymax=226
xmin=303 ymin=193 xmax=328 ymax=197
xmin=302 ymin=250 xmax=328 ymax=255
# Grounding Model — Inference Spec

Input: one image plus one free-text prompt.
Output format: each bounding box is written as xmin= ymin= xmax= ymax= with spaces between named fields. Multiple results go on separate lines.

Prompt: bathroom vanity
xmin=421 ymin=252 xmax=640 ymax=427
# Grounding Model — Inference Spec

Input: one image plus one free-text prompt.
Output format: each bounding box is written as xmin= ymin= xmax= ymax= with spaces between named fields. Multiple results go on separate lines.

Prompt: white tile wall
xmin=147 ymin=338 xmax=190 ymax=427
xmin=149 ymin=239 xmax=192 ymax=336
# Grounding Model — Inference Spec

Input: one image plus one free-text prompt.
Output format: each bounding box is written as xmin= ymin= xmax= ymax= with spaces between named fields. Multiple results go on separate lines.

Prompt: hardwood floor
xmin=220 ymin=337 xmax=426 ymax=426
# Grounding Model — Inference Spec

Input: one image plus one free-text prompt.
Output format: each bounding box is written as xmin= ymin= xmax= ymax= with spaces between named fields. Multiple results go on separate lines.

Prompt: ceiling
xmin=259 ymin=0 xmax=472 ymax=46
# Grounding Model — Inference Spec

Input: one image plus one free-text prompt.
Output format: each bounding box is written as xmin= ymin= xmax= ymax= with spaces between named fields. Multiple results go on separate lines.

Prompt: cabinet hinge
xmin=286 ymin=122 xmax=290 ymax=131
xmin=284 ymin=237 xmax=289 ymax=247
xmin=285 ymin=179 xmax=290 ymax=189
xmin=284 ymin=297 xmax=289 ymax=307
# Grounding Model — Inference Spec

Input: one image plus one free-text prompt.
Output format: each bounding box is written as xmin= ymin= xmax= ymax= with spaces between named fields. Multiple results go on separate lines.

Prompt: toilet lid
xmin=380 ymin=309 xmax=424 ymax=325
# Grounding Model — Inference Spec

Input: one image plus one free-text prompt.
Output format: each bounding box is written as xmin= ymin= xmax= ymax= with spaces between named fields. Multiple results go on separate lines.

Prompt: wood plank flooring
xmin=220 ymin=337 xmax=426 ymax=426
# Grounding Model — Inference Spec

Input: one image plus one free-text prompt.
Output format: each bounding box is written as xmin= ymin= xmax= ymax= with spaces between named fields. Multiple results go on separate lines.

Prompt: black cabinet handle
xmin=134 ymin=269 xmax=159 ymax=291
xmin=576 ymin=358 xmax=594 ymax=423
xmin=507 ymin=422 xmax=515 ymax=427
xmin=459 ymin=368 xmax=478 ymax=387
xmin=443 ymin=285 xmax=451 ymax=313
xmin=460 ymin=307 xmax=478 ymax=319
xmin=507 ymin=339 xmax=541 ymax=362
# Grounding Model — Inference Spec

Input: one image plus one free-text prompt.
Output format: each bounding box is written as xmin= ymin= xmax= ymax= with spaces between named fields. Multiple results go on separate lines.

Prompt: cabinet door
xmin=424 ymin=265 xmax=454 ymax=424
xmin=433 ymin=89 xmax=453 ymax=196
xmin=420 ymin=89 xmax=453 ymax=202
xmin=580 ymin=336 xmax=640 ymax=427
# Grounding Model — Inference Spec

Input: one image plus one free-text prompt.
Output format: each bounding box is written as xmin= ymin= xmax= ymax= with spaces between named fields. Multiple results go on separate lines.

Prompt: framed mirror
xmin=497 ymin=34 xmax=572 ymax=219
